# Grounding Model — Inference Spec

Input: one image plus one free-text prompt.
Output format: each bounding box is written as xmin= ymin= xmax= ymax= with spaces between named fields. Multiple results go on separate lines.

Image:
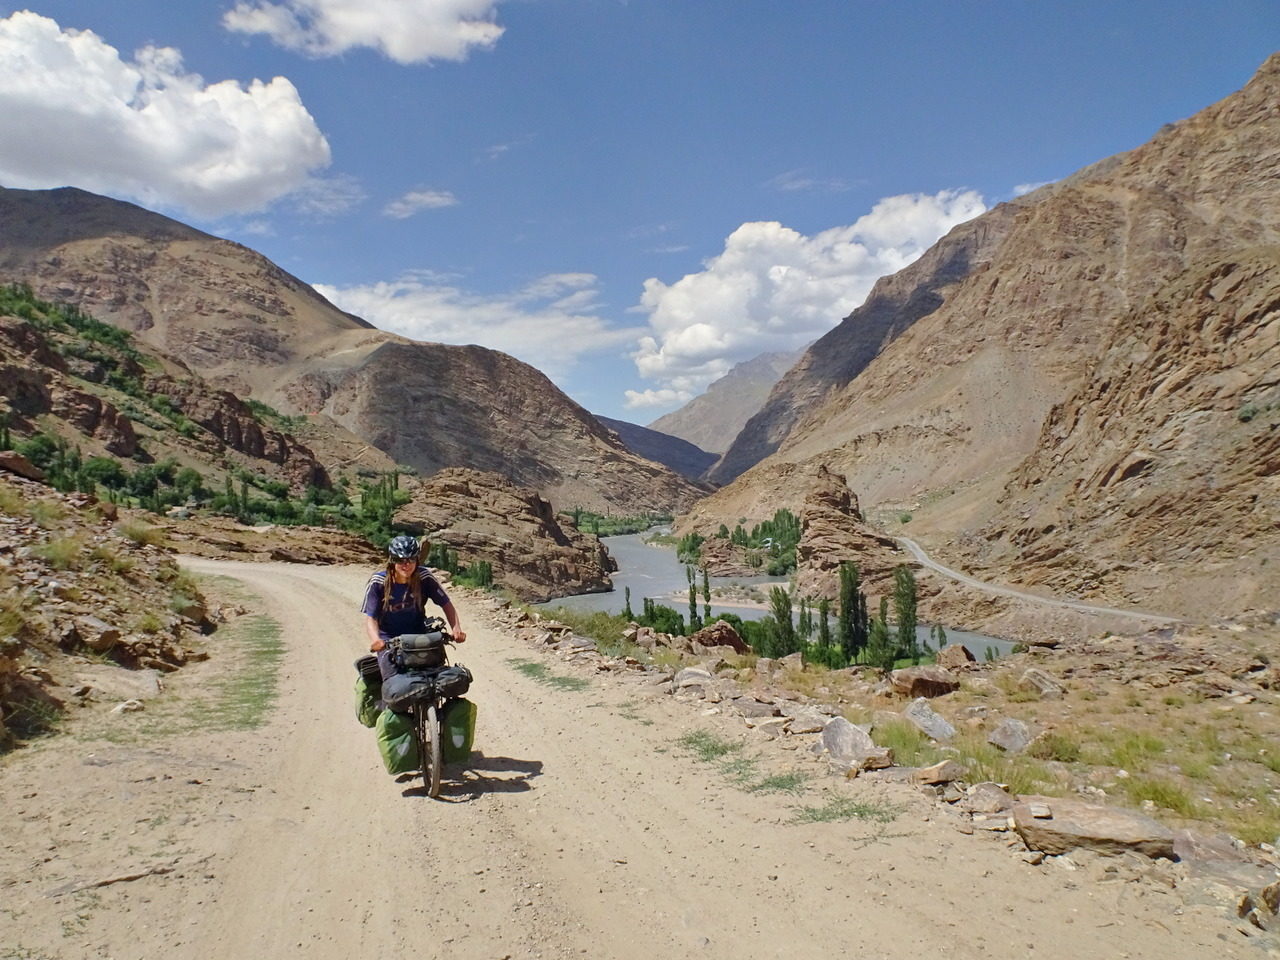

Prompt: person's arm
xmin=365 ymin=614 xmax=385 ymax=652
xmin=441 ymin=600 xmax=467 ymax=643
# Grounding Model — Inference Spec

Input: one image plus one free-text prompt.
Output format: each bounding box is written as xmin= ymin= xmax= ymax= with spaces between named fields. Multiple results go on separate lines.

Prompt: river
xmin=536 ymin=531 xmax=1015 ymax=658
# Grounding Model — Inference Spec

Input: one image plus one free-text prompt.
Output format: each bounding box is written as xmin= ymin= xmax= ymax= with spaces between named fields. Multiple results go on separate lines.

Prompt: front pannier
xmin=392 ymin=631 xmax=447 ymax=670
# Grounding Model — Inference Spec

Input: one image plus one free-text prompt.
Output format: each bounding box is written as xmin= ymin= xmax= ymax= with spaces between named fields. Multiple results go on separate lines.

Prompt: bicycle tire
xmin=425 ymin=702 xmax=442 ymax=797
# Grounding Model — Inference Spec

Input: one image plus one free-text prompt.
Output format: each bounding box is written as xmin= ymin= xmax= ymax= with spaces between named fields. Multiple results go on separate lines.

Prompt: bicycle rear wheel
xmin=424 ymin=702 xmax=442 ymax=798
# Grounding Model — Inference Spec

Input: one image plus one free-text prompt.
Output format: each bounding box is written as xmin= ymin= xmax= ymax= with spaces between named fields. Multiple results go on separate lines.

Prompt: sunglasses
xmin=392 ymin=558 xmax=418 ymax=566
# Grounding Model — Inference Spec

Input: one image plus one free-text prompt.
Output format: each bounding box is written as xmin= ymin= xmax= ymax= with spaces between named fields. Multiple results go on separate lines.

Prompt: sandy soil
xmin=0 ymin=559 xmax=1258 ymax=960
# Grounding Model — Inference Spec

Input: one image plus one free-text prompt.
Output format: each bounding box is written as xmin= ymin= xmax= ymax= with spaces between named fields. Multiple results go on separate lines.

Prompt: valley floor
xmin=0 ymin=559 xmax=1262 ymax=959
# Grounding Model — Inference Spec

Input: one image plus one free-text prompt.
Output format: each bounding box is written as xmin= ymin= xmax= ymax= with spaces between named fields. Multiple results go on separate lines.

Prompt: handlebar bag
xmin=393 ymin=632 xmax=447 ymax=669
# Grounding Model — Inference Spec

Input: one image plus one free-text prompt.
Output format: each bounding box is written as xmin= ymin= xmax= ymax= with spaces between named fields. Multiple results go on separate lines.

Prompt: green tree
xmin=769 ymin=586 xmax=797 ymax=656
xmin=701 ymin=567 xmax=711 ymax=623
xmin=893 ymin=565 xmax=919 ymax=661
xmin=623 ymin=585 xmax=634 ymax=621
xmin=686 ymin=565 xmax=702 ymax=633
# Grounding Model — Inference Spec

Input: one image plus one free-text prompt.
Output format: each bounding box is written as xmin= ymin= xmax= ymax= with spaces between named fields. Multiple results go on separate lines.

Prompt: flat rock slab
xmin=988 ymin=717 xmax=1038 ymax=753
xmin=1012 ymin=796 xmax=1175 ymax=858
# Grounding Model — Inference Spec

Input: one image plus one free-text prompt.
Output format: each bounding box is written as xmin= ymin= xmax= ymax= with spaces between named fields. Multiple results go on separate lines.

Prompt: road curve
xmin=896 ymin=536 xmax=1180 ymax=624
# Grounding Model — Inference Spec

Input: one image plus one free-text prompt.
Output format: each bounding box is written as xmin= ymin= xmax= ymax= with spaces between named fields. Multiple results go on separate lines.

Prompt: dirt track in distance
xmin=0 ymin=559 xmax=1250 ymax=959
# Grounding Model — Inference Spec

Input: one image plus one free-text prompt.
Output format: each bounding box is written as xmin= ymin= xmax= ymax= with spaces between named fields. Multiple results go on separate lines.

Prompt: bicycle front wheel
xmin=424 ymin=702 xmax=442 ymax=798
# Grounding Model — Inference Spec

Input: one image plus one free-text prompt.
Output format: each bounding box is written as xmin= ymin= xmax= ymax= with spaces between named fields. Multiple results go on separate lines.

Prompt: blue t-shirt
xmin=361 ymin=568 xmax=451 ymax=640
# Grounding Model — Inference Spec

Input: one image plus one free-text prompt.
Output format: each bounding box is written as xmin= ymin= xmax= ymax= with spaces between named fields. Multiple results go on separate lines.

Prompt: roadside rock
xmin=1019 ymin=668 xmax=1066 ymax=699
xmin=936 ymin=644 xmax=976 ymax=669
xmin=688 ymin=620 xmax=749 ymax=654
xmin=903 ymin=697 xmax=956 ymax=741
xmin=915 ymin=759 xmax=967 ymax=784
xmin=891 ymin=665 xmax=960 ymax=698
xmin=964 ymin=781 xmax=1016 ymax=814
xmin=1012 ymin=796 xmax=1176 ymax=858
xmin=988 ymin=717 xmax=1039 ymax=753
xmin=818 ymin=716 xmax=893 ymax=771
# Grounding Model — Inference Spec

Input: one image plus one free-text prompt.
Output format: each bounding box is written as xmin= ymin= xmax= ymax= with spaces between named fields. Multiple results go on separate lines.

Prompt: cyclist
xmin=362 ymin=535 xmax=467 ymax=680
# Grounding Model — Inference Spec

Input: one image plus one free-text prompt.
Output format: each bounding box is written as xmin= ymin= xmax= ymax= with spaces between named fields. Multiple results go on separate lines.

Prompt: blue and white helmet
xmin=387 ymin=535 xmax=420 ymax=560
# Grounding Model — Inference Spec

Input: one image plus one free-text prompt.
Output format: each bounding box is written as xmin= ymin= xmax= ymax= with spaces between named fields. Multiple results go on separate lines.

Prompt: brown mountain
xmin=685 ymin=53 xmax=1280 ymax=616
xmin=594 ymin=416 xmax=717 ymax=483
xmin=649 ymin=350 xmax=801 ymax=457
xmin=0 ymin=186 xmax=702 ymax=515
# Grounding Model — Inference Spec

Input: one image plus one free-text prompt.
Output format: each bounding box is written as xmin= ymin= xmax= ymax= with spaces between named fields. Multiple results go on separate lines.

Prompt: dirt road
xmin=0 ymin=559 xmax=1250 ymax=959
xmin=895 ymin=536 xmax=1180 ymax=625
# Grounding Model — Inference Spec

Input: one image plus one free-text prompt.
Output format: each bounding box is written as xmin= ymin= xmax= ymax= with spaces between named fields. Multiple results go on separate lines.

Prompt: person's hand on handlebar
xmin=452 ymin=628 xmax=467 ymax=643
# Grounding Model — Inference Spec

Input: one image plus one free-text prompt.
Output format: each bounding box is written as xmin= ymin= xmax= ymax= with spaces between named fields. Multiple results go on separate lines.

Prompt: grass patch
xmin=617 ymin=699 xmax=654 ymax=726
xmin=793 ymin=795 xmax=901 ymax=824
xmin=872 ymin=717 xmax=943 ymax=767
xmin=507 ymin=658 xmax=590 ymax=692
xmin=117 ymin=519 xmax=165 ymax=547
xmin=1118 ymin=775 xmax=1203 ymax=818
xmin=953 ymin=735 xmax=1062 ymax=796
xmin=33 ymin=535 xmax=85 ymax=570
xmin=204 ymin=612 xmax=284 ymax=729
xmin=6 ymin=695 xmax=62 ymax=739
xmin=89 ymin=542 xmax=133 ymax=573
xmin=677 ymin=729 xmax=742 ymax=762
xmin=749 ymin=771 xmax=810 ymax=795
xmin=27 ymin=500 xmax=65 ymax=528
xmin=537 ymin=606 xmax=633 ymax=656
xmin=1028 ymin=731 xmax=1083 ymax=763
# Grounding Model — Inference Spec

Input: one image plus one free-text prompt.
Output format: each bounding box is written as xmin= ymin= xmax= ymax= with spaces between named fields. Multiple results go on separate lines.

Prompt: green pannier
xmin=355 ymin=675 xmax=381 ymax=728
xmin=375 ymin=706 xmax=419 ymax=775
xmin=441 ymin=697 xmax=477 ymax=764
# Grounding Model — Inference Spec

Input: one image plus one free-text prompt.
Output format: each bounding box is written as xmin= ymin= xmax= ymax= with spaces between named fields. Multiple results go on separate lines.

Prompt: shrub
xmin=32 ymin=536 xmax=84 ymax=570
xmin=117 ymin=519 xmax=166 ymax=547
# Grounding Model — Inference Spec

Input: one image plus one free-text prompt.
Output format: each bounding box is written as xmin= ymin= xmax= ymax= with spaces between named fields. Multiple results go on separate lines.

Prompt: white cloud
xmin=383 ymin=189 xmax=459 ymax=218
xmin=224 ymin=0 xmax=505 ymax=64
xmin=0 ymin=11 xmax=330 ymax=219
xmin=766 ymin=169 xmax=853 ymax=194
xmin=631 ymin=189 xmax=987 ymax=398
xmin=1013 ymin=181 xmax=1051 ymax=197
xmin=314 ymin=272 xmax=641 ymax=381
xmin=291 ymin=173 xmax=367 ymax=216
xmin=624 ymin=387 xmax=693 ymax=410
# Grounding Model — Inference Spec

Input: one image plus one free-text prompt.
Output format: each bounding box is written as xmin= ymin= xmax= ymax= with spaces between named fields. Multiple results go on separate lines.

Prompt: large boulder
xmin=936 ymin=644 xmax=976 ymax=669
xmin=818 ymin=716 xmax=893 ymax=770
xmin=890 ymin=665 xmax=960 ymax=698
xmin=688 ymin=620 xmax=749 ymax=655
xmin=1012 ymin=796 xmax=1176 ymax=858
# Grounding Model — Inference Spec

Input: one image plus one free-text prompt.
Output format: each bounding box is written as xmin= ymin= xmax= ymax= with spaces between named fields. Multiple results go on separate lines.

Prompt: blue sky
xmin=1 ymin=2 xmax=1276 ymax=422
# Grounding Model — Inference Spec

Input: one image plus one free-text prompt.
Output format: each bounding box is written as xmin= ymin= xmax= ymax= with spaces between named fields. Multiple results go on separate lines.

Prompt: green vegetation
xmin=793 ymin=795 xmax=901 ymax=824
xmin=426 ymin=541 xmax=495 ymax=588
xmin=705 ymin=508 xmax=801 ymax=575
xmin=507 ymin=658 xmax=590 ymax=691
xmin=566 ymin=508 xmax=671 ymax=537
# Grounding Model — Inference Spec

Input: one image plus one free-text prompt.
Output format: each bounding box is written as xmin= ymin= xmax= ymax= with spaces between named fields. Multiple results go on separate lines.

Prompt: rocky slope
xmin=393 ymin=467 xmax=615 ymax=603
xmin=595 ymin=416 xmax=717 ymax=483
xmin=688 ymin=54 xmax=1280 ymax=616
xmin=0 ymin=470 xmax=210 ymax=750
xmin=649 ymin=350 xmax=801 ymax=457
xmin=0 ymin=186 xmax=702 ymax=515
xmin=964 ymin=248 xmax=1280 ymax=615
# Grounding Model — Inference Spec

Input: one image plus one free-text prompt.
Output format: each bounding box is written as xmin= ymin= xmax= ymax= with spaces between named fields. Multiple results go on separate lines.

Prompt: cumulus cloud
xmin=0 ymin=11 xmax=331 ymax=219
xmin=224 ymin=0 xmax=505 ymax=64
xmin=630 ymin=189 xmax=987 ymax=401
xmin=314 ymin=272 xmax=641 ymax=381
xmin=624 ymin=387 xmax=694 ymax=410
xmin=383 ymin=189 xmax=459 ymax=218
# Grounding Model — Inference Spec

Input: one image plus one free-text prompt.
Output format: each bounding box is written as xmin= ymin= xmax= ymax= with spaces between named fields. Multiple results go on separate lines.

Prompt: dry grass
xmin=117 ymin=519 xmax=166 ymax=547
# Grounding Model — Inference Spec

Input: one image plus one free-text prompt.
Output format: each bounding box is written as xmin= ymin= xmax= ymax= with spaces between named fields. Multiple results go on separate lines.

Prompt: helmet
xmin=387 ymin=535 xmax=420 ymax=561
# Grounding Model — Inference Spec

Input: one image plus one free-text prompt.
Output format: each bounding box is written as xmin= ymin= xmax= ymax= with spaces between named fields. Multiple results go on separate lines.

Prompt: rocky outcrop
xmin=0 ymin=473 xmax=211 ymax=748
xmin=594 ymin=416 xmax=717 ymax=484
xmin=650 ymin=350 xmax=801 ymax=457
xmin=394 ymin=468 xmax=615 ymax=603
xmin=793 ymin=466 xmax=904 ymax=600
xmin=0 ymin=185 xmax=703 ymax=515
xmin=148 ymin=378 xmax=329 ymax=491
